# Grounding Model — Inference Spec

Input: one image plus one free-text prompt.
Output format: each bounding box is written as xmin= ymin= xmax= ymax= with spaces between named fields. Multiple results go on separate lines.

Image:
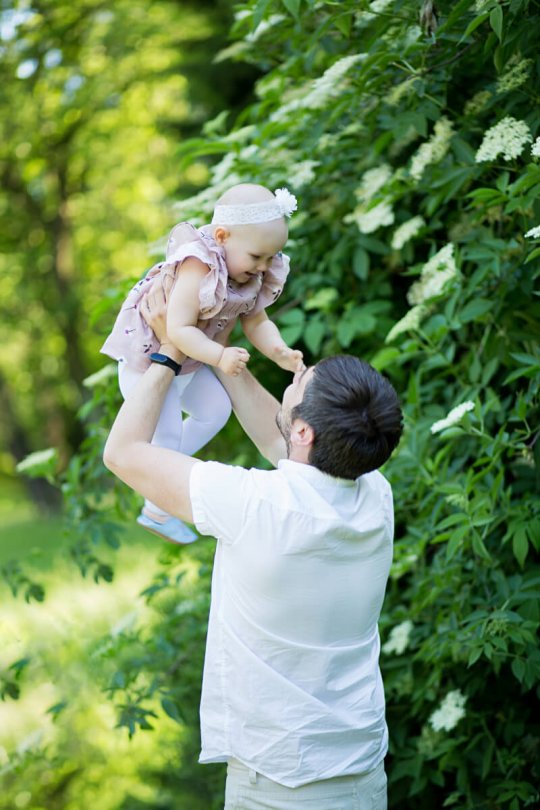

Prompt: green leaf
xmin=472 ymin=532 xmax=491 ymax=560
xmin=460 ymin=11 xmax=489 ymax=41
xmin=511 ymin=657 xmax=525 ymax=683
xmin=161 ymin=698 xmax=183 ymax=724
xmin=481 ymin=738 xmax=495 ymax=779
xmin=438 ymin=512 xmax=468 ymax=530
xmin=281 ymin=0 xmax=301 ymax=18
xmin=279 ymin=308 xmax=305 ymax=326
xmin=489 ymin=5 xmax=503 ymax=40
xmin=509 ymin=352 xmax=540 ymax=366
xmin=525 ymin=247 xmax=540 ymax=265
xmin=353 ymin=246 xmax=370 ymax=280
xmin=304 ymin=288 xmax=338 ymax=311
xmin=370 ymin=347 xmax=400 ymax=371
xmin=333 ymin=13 xmax=352 ymax=37
xmin=446 ymin=525 xmax=468 ymax=561
xmin=47 ymin=701 xmax=68 ymax=718
xmin=279 ymin=307 xmax=305 ymax=344
xmin=253 ymin=0 xmax=273 ymax=28
xmin=303 ymin=318 xmax=326 ymax=355
xmin=459 ymin=299 xmax=494 ymax=323
xmin=468 ymin=647 xmax=482 ymax=666
xmin=512 ymin=527 xmax=528 ymax=567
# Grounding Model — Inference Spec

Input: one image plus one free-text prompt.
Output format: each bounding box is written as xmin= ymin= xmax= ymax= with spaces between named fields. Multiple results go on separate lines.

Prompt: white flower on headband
xmin=274 ymin=188 xmax=297 ymax=218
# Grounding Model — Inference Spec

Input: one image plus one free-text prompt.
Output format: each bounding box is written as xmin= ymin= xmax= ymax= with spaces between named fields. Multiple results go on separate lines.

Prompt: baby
xmin=101 ymin=183 xmax=304 ymax=543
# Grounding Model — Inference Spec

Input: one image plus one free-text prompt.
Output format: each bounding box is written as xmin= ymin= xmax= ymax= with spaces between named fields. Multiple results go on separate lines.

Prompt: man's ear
xmin=290 ymin=418 xmax=314 ymax=449
xmin=214 ymin=226 xmax=230 ymax=245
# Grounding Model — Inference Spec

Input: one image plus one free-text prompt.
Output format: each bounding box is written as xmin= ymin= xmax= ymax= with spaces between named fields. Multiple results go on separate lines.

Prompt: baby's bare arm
xmin=167 ymin=258 xmax=249 ymax=374
xmin=242 ymin=310 xmax=304 ymax=373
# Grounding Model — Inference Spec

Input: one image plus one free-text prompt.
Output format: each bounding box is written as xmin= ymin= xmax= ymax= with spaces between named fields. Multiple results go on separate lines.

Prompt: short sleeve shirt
xmin=189 ymin=459 xmax=394 ymax=787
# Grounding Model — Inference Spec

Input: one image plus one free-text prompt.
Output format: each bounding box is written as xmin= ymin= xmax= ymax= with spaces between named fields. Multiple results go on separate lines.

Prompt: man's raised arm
xmin=215 ymin=367 xmax=287 ymax=467
xmin=103 ymin=287 xmax=197 ymax=523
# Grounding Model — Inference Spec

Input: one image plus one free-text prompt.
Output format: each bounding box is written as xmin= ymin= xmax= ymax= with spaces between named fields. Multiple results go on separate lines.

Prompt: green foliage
xmin=5 ymin=0 xmax=540 ymax=808
xmin=123 ymin=0 xmax=540 ymax=806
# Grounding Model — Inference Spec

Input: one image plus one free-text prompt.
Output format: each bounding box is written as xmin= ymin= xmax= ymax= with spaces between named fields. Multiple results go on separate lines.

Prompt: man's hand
xmin=141 ymin=281 xmax=168 ymax=343
xmin=218 ymin=346 xmax=250 ymax=376
xmin=141 ymin=281 xmax=182 ymax=362
xmin=274 ymin=346 xmax=305 ymax=373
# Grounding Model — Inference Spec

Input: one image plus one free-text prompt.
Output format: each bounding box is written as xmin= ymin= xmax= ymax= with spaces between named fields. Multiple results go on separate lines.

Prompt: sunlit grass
xmin=0 ymin=479 xmax=209 ymax=809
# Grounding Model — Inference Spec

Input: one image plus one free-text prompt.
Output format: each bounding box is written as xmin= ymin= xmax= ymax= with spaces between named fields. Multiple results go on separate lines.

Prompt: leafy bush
xmin=170 ymin=2 xmax=539 ymax=805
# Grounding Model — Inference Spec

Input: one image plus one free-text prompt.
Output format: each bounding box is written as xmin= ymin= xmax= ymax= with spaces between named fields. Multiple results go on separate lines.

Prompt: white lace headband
xmin=211 ymin=188 xmax=297 ymax=226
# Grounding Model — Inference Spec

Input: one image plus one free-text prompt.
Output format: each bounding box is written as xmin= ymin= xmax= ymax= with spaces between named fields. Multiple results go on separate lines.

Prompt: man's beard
xmin=275 ymin=409 xmax=291 ymax=457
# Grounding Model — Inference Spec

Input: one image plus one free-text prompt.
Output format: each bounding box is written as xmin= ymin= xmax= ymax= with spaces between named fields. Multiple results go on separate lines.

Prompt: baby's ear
xmin=214 ymin=226 xmax=230 ymax=245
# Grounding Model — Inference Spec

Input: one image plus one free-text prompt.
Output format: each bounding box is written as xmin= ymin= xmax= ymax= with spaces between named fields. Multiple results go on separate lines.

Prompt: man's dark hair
xmin=291 ymin=356 xmax=403 ymax=480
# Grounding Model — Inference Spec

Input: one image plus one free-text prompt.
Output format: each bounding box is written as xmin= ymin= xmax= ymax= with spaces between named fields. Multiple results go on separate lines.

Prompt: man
xmin=103 ymin=286 xmax=403 ymax=809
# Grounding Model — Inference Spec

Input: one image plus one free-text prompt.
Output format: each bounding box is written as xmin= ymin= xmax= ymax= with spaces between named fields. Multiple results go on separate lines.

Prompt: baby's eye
xmin=250 ymin=254 xmax=261 ymax=259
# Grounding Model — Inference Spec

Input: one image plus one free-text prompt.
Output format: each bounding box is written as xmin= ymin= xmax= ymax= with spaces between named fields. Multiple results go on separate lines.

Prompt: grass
xmin=0 ymin=474 xmax=210 ymax=809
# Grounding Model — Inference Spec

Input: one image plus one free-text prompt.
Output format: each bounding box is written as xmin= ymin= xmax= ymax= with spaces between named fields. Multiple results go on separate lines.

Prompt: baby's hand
xmin=218 ymin=346 xmax=250 ymax=376
xmin=274 ymin=347 xmax=305 ymax=373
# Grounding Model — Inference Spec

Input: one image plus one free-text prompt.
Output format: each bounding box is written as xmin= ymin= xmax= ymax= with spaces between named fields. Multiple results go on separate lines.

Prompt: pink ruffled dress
xmin=101 ymin=223 xmax=290 ymax=375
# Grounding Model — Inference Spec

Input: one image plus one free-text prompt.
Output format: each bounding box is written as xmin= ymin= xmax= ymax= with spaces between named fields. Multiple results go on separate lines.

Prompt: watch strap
xmin=149 ymin=352 xmax=182 ymax=376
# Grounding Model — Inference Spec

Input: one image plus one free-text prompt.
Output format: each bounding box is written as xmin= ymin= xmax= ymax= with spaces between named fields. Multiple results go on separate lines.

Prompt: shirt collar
xmin=277 ymin=459 xmax=357 ymax=487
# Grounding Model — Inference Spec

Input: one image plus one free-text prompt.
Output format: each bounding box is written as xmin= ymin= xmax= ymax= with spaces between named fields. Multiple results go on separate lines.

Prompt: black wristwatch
xmin=149 ymin=353 xmax=182 ymax=376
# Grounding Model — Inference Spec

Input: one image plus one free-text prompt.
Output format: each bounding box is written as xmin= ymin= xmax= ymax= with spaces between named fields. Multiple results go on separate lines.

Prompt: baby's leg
xmin=118 ymin=362 xmax=184 ymax=518
xmin=179 ymin=365 xmax=232 ymax=456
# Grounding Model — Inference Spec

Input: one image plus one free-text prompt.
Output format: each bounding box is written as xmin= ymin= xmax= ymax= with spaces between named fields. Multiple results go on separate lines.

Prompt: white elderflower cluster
xmin=317 ymin=133 xmax=339 ymax=151
xmin=356 ymin=0 xmax=394 ymax=25
xmin=475 ymin=116 xmax=532 ymax=162
xmin=407 ymin=243 xmax=458 ymax=305
xmin=245 ymin=14 xmax=286 ymax=42
xmin=355 ymin=164 xmax=392 ymax=203
xmin=304 ymin=54 xmax=365 ymax=109
xmin=525 ymin=225 xmax=540 ymax=239
xmin=239 ymin=144 xmax=259 ymax=161
xmin=223 ymin=125 xmax=256 ymax=144
xmin=464 ymin=90 xmax=491 ymax=117
xmin=345 ymin=201 xmax=394 ymax=234
xmin=496 ymin=56 xmax=533 ymax=94
xmin=16 ymin=447 xmax=57 ymax=474
xmin=385 ymin=304 xmax=428 ymax=343
xmin=289 ymin=160 xmax=320 ymax=188
xmin=391 ymin=216 xmax=425 ymax=250
xmin=531 ymin=138 xmax=540 ymax=158
xmin=429 ymin=690 xmax=467 ymax=732
xmin=387 ymin=77 xmax=416 ymax=107
xmin=430 ymin=401 xmax=475 ymax=434
xmin=409 ymin=117 xmax=454 ymax=181
xmin=382 ymin=620 xmax=414 ymax=655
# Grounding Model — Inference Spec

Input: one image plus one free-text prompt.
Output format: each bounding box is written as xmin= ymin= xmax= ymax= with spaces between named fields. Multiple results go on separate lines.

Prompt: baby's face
xmin=219 ymin=220 xmax=288 ymax=284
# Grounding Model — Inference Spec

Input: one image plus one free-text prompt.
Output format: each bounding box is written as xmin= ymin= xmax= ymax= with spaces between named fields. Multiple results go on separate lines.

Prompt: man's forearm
xmin=215 ymin=367 xmax=286 ymax=466
xmin=103 ymin=357 xmax=196 ymax=522
xmin=104 ymin=362 xmax=175 ymax=467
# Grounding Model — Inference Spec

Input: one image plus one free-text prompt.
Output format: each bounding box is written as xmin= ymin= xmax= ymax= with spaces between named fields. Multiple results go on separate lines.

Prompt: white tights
xmin=118 ymin=363 xmax=232 ymax=517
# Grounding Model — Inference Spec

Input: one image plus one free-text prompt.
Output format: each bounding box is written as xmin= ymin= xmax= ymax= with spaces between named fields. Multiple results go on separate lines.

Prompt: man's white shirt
xmin=189 ymin=458 xmax=394 ymax=788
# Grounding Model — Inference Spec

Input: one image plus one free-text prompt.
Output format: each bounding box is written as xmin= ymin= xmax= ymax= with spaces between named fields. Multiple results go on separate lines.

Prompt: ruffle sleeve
xmin=167 ymin=223 xmax=228 ymax=320
xmin=247 ymin=251 xmax=291 ymax=316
